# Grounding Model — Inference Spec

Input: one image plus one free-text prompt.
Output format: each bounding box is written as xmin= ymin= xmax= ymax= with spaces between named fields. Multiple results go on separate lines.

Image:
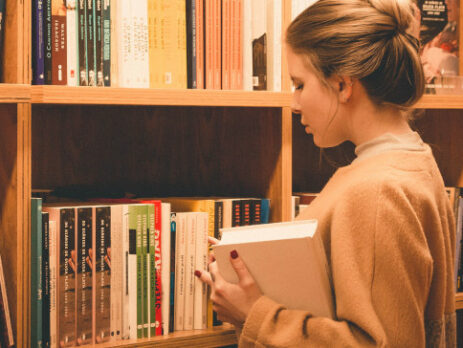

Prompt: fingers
xmin=194 ymin=269 xmax=213 ymax=286
xmin=208 ymin=260 xmax=224 ymax=283
xmin=229 ymin=250 xmax=252 ymax=285
xmin=208 ymin=236 xmax=220 ymax=245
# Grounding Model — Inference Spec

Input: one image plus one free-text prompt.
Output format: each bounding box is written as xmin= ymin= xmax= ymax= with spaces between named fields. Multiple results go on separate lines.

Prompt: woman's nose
xmin=291 ymin=99 xmax=301 ymax=115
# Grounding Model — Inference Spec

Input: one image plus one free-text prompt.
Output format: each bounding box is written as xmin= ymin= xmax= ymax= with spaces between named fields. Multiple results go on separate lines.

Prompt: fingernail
xmin=230 ymin=250 xmax=238 ymax=259
xmin=194 ymin=270 xmax=202 ymax=278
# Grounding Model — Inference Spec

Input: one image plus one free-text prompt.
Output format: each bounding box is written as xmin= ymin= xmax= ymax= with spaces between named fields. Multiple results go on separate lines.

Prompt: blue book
xmin=31 ymin=198 xmax=43 ymax=348
xmin=32 ymin=0 xmax=45 ymax=84
xmin=261 ymin=198 xmax=270 ymax=224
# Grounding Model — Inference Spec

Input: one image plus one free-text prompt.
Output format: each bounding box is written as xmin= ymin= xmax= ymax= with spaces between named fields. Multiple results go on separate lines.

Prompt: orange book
xmin=213 ymin=0 xmax=222 ymax=89
xmin=205 ymin=0 xmax=214 ymax=89
xmin=221 ymin=0 xmax=231 ymax=90
xmin=196 ymin=0 xmax=205 ymax=89
xmin=235 ymin=0 xmax=243 ymax=89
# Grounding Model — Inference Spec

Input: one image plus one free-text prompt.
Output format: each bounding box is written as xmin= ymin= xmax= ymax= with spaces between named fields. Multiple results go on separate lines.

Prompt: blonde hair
xmin=286 ymin=0 xmax=424 ymax=110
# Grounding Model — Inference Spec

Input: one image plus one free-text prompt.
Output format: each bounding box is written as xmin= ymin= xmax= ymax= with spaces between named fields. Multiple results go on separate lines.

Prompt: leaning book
xmin=213 ymin=220 xmax=334 ymax=318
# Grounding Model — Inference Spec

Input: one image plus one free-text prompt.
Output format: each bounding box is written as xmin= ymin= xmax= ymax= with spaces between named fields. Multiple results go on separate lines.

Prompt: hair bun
xmin=368 ymin=0 xmax=416 ymax=35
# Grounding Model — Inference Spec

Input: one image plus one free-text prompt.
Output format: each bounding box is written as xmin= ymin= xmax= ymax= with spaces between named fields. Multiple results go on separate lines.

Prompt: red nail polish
xmin=194 ymin=270 xmax=202 ymax=278
xmin=230 ymin=250 xmax=238 ymax=259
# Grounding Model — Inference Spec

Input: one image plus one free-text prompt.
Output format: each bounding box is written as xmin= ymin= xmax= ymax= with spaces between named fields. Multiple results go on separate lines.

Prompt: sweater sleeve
xmin=239 ymin=181 xmax=434 ymax=347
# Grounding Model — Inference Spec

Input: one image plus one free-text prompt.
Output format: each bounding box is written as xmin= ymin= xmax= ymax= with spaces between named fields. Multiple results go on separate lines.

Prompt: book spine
xmin=117 ymin=0 xmax=132 ymax=87
xmin=132 ymin=0 xmax=150 ymax=88
xmin=154 ymin=202 xmax=163 ymax=336
xmin=261 ymin=198 xmax=270 ymax=224
xmin=142 ymin=206 xmax=149 ymax=337
xmin=59 ymin=208 xmax=76 ymax=346
xmin=214 ymin=201 xmax=223 ymax=238
xmin=102 ymin=0 xmax=111 ymax=86
xmin=110 ymin=206 xmax=122 ymax=341
xmin=86 ymin=0 xmax=96 ymax=86
xmin=169 ymin=213 xmax=177 ymax=333
xmin=136 ymin=206 xmax=144 ymax=338
xmin=174 ymin=213 xmax=186 ymax=331
xmin=232 ymin=0 xmax=243 ymax=89
xmin=213 ymin=0 xmax=221 ymax=89
xmin=48 ymin=219 xmax=57 ymax=348
xmin=121 ymin=205 xmax=130 ymax=339
xmin=95 ymin=0 xmax=104 ymax=86
xmin=44 ymin=0 xmax=53 ymax=84
xmin=266 ymin=0 xmax=281 ymax=91
xmin=147 ymin=204 xmax=156 ymax=337
xmin=193 ymin=213 xmax=208 ymax=329
xmin=160 ymin=203 xmax=171 ymax=335
xmin=195 ymin=0 xmax=204 ymax=89
xmin=66 ymin=0 xmax=77 ymax=86
xmin=94 ymin=207 xmax=111 ymax=343
xmin=186 ymin=0 xmax=197 ymax=88
xmin=32 ymin=0 xmax=46 ymax=85
xmin=232 ymin=199 xmax=241 ymax=226
xmin=31 ymin=198 xmax=43 ymax=348
xmin=109 ymin=0 xmax=118 ymax=87
xmin=240 ymin=199 xmax=252 ymax=226
xmin=77 ymin=0 xmax=88 ymax=85
xmin=251 ymin=199 xmax=262 ymax=224
xmin=205 ymin=0 xmax=213 ymax=88
xmin=128 ymin=219 xmax=138 ymax=339
xmin=183 ymin=213 xmax=196 ymax=330
xmin=42 ymin=212 xmax=51 ymax=348
xmin=76 ymin=207 xmax=93 ymax=345
xmin=222 ymin=0 xmax=230 ymax=90
xmin=51 ymin=0 xmax=67 ymax=85
xmin=242 ymin=0 xmax=252 ymax=90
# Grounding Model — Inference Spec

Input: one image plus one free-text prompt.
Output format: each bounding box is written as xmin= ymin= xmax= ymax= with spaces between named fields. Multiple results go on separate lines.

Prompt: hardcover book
xmin=214 ymin=220 xmax=334 ymax=318
xmin=51 ymin=0 xmax=68 ymax=85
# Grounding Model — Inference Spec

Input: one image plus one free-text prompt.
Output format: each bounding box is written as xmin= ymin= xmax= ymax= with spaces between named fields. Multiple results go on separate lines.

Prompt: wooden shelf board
xmin=31 ymin=85 xmax=292 ymax=107
xmin=456 ymin=292 xmax=463 ymax=310
xmin=0 ymin=83 xmax=30 ymax=103
xmin=80 ymin=326 xmax=237 ymax=348
xmin=416 ymin=94 xmax=463 ymax=109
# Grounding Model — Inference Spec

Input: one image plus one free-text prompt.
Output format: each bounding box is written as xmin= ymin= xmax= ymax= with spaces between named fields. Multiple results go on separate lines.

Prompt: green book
xmin=31 ymin=198 xmax=43 ymax=348
xmin=147 ymin=204 xmax=156 ymax=336
xmin=141 ymin=205 xmax=149 ymax=337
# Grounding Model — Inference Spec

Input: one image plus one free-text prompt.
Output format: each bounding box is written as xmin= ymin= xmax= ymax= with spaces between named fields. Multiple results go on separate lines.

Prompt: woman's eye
xmin=295 ymin=84 xmax=304 ymax=90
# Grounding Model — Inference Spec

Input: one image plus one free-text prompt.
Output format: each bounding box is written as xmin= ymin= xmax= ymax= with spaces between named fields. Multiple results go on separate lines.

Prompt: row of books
xmin=31 ymin=0 xmax=285 ymax=90
xmin=30 ymin=196 xmax=270 ymax=347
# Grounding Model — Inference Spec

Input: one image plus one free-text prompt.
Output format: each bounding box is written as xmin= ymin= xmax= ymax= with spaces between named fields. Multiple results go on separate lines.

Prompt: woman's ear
xmin=337 ymin=76 xmax=354 ymax=103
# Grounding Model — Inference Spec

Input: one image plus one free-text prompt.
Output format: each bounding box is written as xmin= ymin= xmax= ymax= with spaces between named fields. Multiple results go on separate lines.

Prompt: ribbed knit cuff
xmin=240 ymin=295 xmax=280 ymax=345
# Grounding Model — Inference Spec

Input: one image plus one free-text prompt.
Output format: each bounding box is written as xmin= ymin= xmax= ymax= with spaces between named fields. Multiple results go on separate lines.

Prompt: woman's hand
xmin=195 ymin=249 xmax=262 ymax=327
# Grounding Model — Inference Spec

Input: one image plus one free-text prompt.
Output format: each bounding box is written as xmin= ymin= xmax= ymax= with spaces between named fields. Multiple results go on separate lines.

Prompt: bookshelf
xmin=1 ymin=1 xmax=463 ymax=347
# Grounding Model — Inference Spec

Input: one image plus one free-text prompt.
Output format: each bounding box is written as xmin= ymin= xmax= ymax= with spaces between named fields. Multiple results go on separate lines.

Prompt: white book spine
xmin=267 ymin=0 xmax=281 ymax=91
xmin=131 ymin=0 xmax=150 ymax=87
xmin=242 ymin=0 xmax=253 ymax=90
xmin=174 ymin=213 xmax=186 ymax=331
xmin=183 ymin=213 xmax=196 ymax=330
xmin=66 ymin=0 xmax=78 ymax=86
xmin=110 ymin=205 xmax=122 ymax=341
xmin=121 ymin=205 xmax=130 ymax=339
xmin=110 ymin=0 xmax=119 ymax=87
xmin=161 ymin=202 xmax=171 ymax=335
xmin=49 ymin=220 xmax=57 ymax=348
xmin=128 ymin=254 xmax=137 ymax=338
xmin=117 ymin=0 xmax=133 ymax=87
xmin=193 ymin=212 xmax=208 ymax=329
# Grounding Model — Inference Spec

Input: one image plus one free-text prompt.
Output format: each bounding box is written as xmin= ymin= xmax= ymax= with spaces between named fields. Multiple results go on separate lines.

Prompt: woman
xmin=196 ymin=0 xmax=456 ymax=346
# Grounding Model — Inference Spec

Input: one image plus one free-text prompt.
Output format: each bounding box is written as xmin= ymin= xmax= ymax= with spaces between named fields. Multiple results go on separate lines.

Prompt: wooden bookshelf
xmin=415 ymin=94 xmax=463 ymax=109
xmin=31 ymin=85 xmax=292 ymax=107
xmin=80 ymin=326 xmax=237 ymax=348
xmin=0 ymin=84 xmax=30 ymax=102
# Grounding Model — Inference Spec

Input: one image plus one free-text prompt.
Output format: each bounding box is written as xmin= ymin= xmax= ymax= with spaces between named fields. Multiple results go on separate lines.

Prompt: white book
xmin=183 ymin=213 xmax=197 ymax=330
xmin=110 ymin=205 xmax=123 ymax=341
xmin=214 ymin=220 xmax=335 ymax=318
xmin=161 ymin=202 xmax=172 ymax=335
xmin=266 ymin=0 xmax=281 ymax=91
xmin=174 ymin=212 xmax=187 ymax=331
xmin=131 ymin=0 xmax=149 ymax=87
xmin=110 ymin=0 xmax=119 ymax=87
xmin=66 ymin=0 xmax=78 ymax=86
xmin=193 ymin=212 xmax=208 ymax=329
xmin=242 ymin=0 xmax=253 ymax=90
xmin=117 ymin=0 xmax=133 ymax=87
xmin=120 ymin=205 xmax=130 ymax=339
xmin=48 ymin=220 xmax=57 ymax=348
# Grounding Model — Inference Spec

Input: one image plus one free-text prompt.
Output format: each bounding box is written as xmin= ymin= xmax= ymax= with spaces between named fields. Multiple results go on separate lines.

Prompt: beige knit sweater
xmin=238 ymin=145 xmax=456 ymax=347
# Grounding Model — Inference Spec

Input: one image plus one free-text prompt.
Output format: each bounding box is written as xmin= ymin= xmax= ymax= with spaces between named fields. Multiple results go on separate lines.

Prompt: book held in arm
xmin=213 ymin=220 xmax=334 ymax=318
